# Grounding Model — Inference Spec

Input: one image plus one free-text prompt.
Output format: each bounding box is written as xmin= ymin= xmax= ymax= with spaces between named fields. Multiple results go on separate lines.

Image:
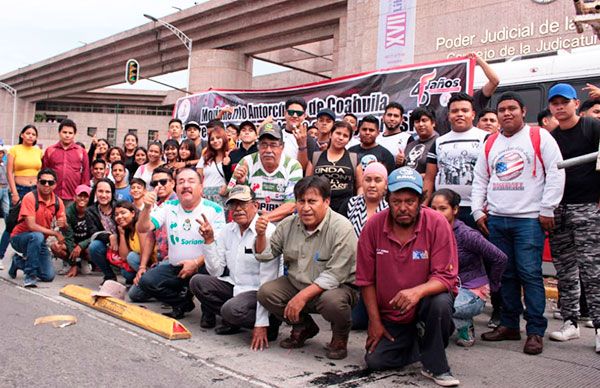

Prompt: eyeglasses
xmin=39 ymin=179 xmax=56 ymax=186
xmin=287 ymin=109 xmax=304 ymax=117
xmin=258 ymin=142 xmax=282 ymax=150
xmin=226 ymin=201 xmax=252 ymax=210
xmin=150 ymin=178 xmax=170 ymax=188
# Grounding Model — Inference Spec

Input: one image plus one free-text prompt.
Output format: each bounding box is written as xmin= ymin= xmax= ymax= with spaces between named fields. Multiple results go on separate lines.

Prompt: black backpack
xmin=5 ymin=191 xmax=59 ymax=234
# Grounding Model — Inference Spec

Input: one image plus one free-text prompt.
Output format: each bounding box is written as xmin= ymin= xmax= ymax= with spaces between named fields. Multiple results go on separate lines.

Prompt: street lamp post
xmin=0 ymin=81 xmax=17 ymax=145
xmin=144 ymin=14 xmax=193 ymax=92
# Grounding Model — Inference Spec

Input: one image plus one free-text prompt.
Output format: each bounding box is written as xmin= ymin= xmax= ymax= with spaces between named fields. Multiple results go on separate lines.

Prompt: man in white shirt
xmin=190 ymin=185 xmax=281 ymax=350
xmin=472 ymin=92 xmax=565 ymax=355
xmin=378 ymin=102 xmax=413 ymax=167
xmin=136 ymin=168 xmax=226 ymax=319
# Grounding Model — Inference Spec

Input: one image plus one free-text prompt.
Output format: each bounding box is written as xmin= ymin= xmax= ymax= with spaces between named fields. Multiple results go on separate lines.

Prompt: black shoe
xmin=200 ymin=313 xmax=216 ymax=328
xmin=8 ymin=256 xmax=18 ymax=279
xmin=267 ymin=316 xmax=282 ymax=341
xmin=163 ymin=301 xmax=195 ymax=320
xmin=215 ymin=321 xmax=241 ymax=335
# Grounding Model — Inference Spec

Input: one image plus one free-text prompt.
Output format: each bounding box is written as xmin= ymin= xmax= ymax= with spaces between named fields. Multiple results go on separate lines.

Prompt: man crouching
xmin=255 ymin=175 xmax=358 ymax=360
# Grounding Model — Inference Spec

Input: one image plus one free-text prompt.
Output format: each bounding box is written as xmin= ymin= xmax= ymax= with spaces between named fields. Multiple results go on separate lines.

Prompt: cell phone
xmin=87 ymin=127 xmax=97 ymax=137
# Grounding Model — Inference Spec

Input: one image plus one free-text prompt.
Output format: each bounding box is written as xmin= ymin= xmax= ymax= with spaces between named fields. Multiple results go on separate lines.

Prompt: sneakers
xmin=549 ymin=320 xmax=580 ymax=342
xmin=595 ymin=329 xmax=600 ymax=353
xmin=421 ymin=369 xmax=460 ymax=387
xmin=456 ymin=325 xmax=475 ymax=347
xmin=23 ymin=275 xmax=38 ymax=288
xmin=487 ymin=308 xmax=501 ymax=329
xmin=80 ymin=260 xmax=93 ymax=275
xmin=580 ymin=317 xmax=594 ymax=328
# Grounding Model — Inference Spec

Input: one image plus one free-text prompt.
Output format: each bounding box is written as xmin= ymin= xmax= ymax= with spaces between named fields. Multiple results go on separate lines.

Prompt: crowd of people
xmin=0 ymin=53 xmax=599 ymax=387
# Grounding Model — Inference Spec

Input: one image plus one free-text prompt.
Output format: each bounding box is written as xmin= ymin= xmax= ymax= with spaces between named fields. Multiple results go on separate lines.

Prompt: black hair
xmin=496 ymin=92 xmax=525 ymax=109
xmin=76 ymin=141 xmax=86 ymax=149
xmin=114 ymin=200 xmax=139 ymax=247
xmin=123 ymin=132 xmax=139 ymax=146
xmin=343 ymin=113 xmax=357 ymax=121
xmin=107 ymin=146 xmax=125 ymax=161
xmin=37 ymin=167 xmax=57 ymax=181
xmin=152 ymin=166 xmax=174 ymax=180
xmin=111 ymin=160 xmax=126 ymax=169
xmin=359 ymin=115 xmax=380 ymax=129
xmin=90 ymin=178 xmax=116 ymax=207
xmin=227 ymin=123 xmax=240 ymax=135
xmin=285 ymin=97 xmax=307 ymax=112
xmin=206 ymin=119 xmax=225 ymax=130
xmin=384 ymin=102 xmax=405 ymax=116
xmin=580 ymin=98 xmax=600 ymax=113
xmin=148 ymin=141 xmax=163 ymax=153
xmin=448 ymin=92 xmax=474 ymax=110
xmin=58 ymin=119 xmax=77 ymax=133
xmin=536 ymin=108 xmax=553 ymax=126
xmin=168 ymin=118 xmax=183 ymax=127
xmin=18 ymin=124 xmax=38 ymax=146
xmin=431 ymin=188 xmax=461 ymax=208
xmin=178 ymin=139 xmax=197 ymax=161
xmin=477 ymin=107 xmax=498 ymax=122
xmin=409 ymin=107 xmax=437 ymax=129
xmin=163 ymin=139 xmax=180 ymax=151
xmin=92 ymin=158 xmax=107 ymax=167
xmin=331 ymin=121 xmax=354 ymax=137
xmin=130 ymin=177 xmax=146 ymax=188
xmin=293 ymin=175 xmax=331 ymax=201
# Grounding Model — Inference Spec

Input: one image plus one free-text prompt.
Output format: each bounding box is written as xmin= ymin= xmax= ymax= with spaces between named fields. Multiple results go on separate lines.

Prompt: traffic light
xmin=125 ymin=59 xmax=140 ymax=85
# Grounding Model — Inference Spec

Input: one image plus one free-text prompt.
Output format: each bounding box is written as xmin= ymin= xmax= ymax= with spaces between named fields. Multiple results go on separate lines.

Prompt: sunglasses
xmin=39 ymin=179 xmax=56 ymax=186
xmin=150 ymin=178 xmax=170 ymax=188
xmin=287 ymin=109 xmax=304 ymax=117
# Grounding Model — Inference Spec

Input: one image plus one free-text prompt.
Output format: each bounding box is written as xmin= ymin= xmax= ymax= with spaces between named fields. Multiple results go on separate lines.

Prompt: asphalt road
xmin=0 ymin=279 xmax=252 ymax=388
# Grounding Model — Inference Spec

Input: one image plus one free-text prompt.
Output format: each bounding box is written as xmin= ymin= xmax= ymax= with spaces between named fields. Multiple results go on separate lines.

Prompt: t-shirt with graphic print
xmin=228 ymin=153 xmax=302 ymax=214
xmin=150 ymin=198 xmax=225 ymax=265
xmin=426 ymin=127 xmax=488 ymax=207
xmin=404 ymin=132 xmax=439 ymax=174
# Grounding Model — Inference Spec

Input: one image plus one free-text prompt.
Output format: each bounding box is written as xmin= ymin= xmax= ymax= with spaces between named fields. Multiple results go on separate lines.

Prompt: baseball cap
xmin=239 ymin=120 xmax=257 ymax=132
xmin=258 ymin=122 xmax=283 ymax=140
xmin=317 ymin=109 xmax=336 ymax=121
xmin=225 ymin=185 xmax=255 ymax=205
xmin=548 ymin=83 xmax=577 ymax=101
xmin=388 ymin=167 xmax=423 ymax=194
xmin=91 ymin=280 xmax=126 ymax=300
xmin=75 ymin=184 xmax=91 ymax=196
xmin=184 ymin=121 xmax=201 ymax=130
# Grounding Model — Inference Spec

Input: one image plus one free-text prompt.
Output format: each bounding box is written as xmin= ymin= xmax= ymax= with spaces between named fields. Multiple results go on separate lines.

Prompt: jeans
xmin=0 ymin=184 xmax=36 ymax=258
xmin=488 ymin=215 xmax=547 ymax=336
xmin=128 ymin=260 xmax=168 ymax=303
xmin=137 ymin=262 xmax=197 ymax=309
xmin=89 ymin=240 xmax=114 ymax=281
xmin=453 ymin=287 xmax=486 ymax=330
xmin=0 ymin=187 xmax=9 ymax=218
xmin=10 ymin=232 xmax=55 ymax=281
xmin=351 ymin=296 xmax=369 ymax=330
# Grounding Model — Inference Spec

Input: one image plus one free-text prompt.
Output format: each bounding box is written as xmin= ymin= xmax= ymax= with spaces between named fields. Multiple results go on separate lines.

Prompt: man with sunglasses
xmin=282 ymin=97 xmax=319 ymax=171
xmin=228 ymin=123 xmax=302 ymax=223
xmin=128 ymin=167 xmax=177 ymax=302
xmin=8 ymin=168 xmax=67 ymax=287
xmin=190 ymin=185 xmax=282 ymax=350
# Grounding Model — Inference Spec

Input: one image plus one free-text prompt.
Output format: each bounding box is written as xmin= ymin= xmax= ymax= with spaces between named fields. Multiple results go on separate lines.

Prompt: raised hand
xmin=195 ymin=213 xmax=214 ymax=244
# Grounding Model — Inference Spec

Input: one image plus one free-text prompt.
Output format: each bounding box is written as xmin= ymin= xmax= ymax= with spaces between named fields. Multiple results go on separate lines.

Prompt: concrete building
xmin=1 ymin=0 xmax=597 ymax=147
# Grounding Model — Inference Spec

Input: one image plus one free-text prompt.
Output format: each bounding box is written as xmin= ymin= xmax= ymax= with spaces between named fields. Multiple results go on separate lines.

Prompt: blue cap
xmin=548 ymin=83 xmax=577 ymax=101
xmin=388 ymin=167 xmax=423 ymax=194
xmin=317 ymin=109 xmax=336 ymax=121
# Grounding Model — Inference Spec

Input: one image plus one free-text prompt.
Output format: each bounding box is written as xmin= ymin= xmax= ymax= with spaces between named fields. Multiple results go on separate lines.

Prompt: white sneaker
xmin=549 ymin=320 xmax=580 ymax=341
xmin=421 ymin=369 xmax=460 ymax=387
xmin=80 ymin=260 xmax=92 ymax=275
xmin=595 ymin=329 xmax=600 ymax=353
xmin=580 ymin=317 xmax=594 ymax=328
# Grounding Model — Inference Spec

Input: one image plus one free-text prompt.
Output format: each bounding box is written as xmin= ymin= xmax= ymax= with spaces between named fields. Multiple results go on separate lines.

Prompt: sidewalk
xmin=1 ymin=246 xmax=599 ymax=387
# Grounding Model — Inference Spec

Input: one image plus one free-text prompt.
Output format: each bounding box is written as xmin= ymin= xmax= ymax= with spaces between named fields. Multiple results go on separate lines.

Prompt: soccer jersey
xmin=150 ymin=198 xmax=225 ymax=264
xmin=228 ymin=153 xmax=302 ymax=213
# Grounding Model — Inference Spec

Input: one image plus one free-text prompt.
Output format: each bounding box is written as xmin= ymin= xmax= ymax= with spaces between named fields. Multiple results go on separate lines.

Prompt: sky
xmin=0 ymin=0 xmax=285 ymax=90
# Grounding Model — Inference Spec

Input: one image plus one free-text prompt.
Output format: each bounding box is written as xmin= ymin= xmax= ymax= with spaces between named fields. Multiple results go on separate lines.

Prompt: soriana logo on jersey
xmin=409 ymin=69 xmax=462 ymax=106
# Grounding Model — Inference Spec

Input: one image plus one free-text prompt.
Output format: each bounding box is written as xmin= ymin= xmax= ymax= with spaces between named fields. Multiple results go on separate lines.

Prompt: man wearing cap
xmin=472 ymin=92 xmax=564 ymax=355
xmin=190 ymin=185 xmax=282 ymax=350
xmin=546 ymin=83 xmax=600 ymax=351
xmin=378 ymin=102 xmax=413 ymax=167
xmin=228 ymin=122 xmax=302 ymax=223
xmin=223 ymin=120 xmax=258 ymax=183
xmin=356 ymin=167 xmax=459 ymax=386
xmin=315 ymin=109 xmax=336 ymax=151
xmin=184 ymin=121 xmax=204 ymax=165
xmin=136 ymin=168 xmax=226 ymax=319
xmin=255 ymin=175 xmax=358 ymax=360
xmin=9 ymin=168 xmax=68 ymax=287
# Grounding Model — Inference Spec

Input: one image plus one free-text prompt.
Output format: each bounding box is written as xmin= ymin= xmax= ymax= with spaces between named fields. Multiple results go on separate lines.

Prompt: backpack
xmin=484 ymin=126 xmax=545 ymax=177
xmin=5 ymin=191 xmax=60 ymax=234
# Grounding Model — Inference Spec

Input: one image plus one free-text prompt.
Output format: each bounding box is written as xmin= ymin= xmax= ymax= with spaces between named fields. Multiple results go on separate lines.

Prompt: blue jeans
xmin=89 ymin=240 xmax=114 ymax=281
xmin=10 ymin=232 xmax=55 ymax=281
xmin=0 ymin=184 xmax=36 ymax=258
xmin=128 ymin=260 xmax=167 ymax=303
xmin=488 ymin=215 xmax=547 ymax=336
xmin=352 ymin=295 xmax=369 ymax=330
xmin=453 ymin=287 xmax=486 ymax=330
xmin=0 ymin=187 xmax=9 ymax=218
